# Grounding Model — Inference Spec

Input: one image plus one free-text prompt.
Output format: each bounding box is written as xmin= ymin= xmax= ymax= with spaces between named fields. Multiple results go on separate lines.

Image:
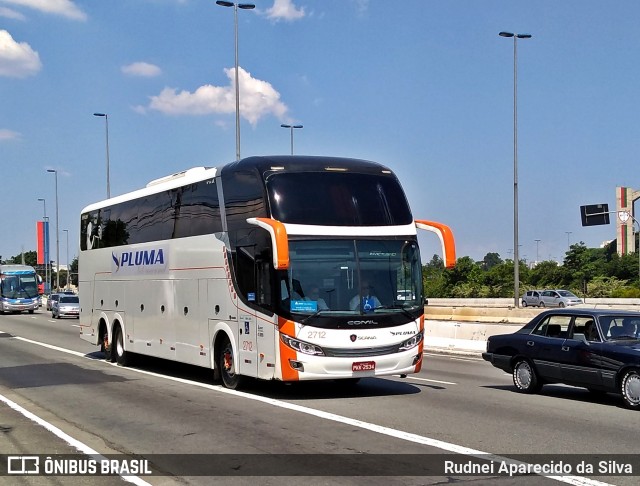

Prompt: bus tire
xmin=114 ymin=326 xmax=129 ymax=367
xmin=219 ymin=335 xmax=243 ymax=390
xmin=101 ymin=328 xmax=112 ymax=362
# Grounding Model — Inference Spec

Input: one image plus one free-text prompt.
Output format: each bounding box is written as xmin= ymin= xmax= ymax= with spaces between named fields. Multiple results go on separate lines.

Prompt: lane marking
xmin=0 ymin=393 xmax=151 ymax=486
xmin=450 ymin=356 xmax=483 ymax=362
xmin=407 ymin=376 xmax=457 ymax=385
xmin=1 ymin=331 xmax=613 ymax=485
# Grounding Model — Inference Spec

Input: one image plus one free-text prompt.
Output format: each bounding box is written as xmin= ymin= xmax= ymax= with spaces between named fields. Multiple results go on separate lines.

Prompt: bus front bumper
xmin=285 ymin=350 xmax=422 ymax=380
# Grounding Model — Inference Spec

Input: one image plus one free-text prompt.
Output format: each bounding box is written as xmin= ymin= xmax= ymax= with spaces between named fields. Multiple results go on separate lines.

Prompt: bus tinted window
xmin=266 ymin=172 xmax=412 ymax=226
xmin=81 ymin=180 xmax=220 ymax=250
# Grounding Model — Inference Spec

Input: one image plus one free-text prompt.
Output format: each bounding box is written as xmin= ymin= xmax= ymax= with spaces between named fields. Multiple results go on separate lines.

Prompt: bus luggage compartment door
xmin=238 ymin=310 xmax=258 ymax=378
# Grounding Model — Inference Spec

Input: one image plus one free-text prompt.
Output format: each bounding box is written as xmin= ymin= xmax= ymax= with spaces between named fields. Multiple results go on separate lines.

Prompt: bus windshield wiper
xmin=299 ymin=309 xmax=331 ymax=325
xmin=373 ymin=304 xmax=415 ymax=320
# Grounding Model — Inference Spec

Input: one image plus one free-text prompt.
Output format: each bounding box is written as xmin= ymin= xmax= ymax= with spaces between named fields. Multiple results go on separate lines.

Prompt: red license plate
xmin=352 ymin=361 xmax=375 ymax=372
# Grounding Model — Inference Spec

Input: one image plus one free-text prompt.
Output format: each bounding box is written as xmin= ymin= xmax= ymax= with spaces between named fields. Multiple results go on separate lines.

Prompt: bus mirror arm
xmin=246 ymin=218 xmax=290 ymax=270
xmin=415 ymin=220 xmax=456 ymax=268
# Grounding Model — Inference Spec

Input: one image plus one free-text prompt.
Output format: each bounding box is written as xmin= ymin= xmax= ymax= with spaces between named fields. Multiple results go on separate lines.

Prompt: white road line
xmin=0 ymin=393 xmax=151 ymax=486
xmin=1 ymin=332 xmax=613 ymax=486
xmin=450 ymin=356 xmax=483 ymax=362
xmin=408 ymin=376 xmax=457 ymax=385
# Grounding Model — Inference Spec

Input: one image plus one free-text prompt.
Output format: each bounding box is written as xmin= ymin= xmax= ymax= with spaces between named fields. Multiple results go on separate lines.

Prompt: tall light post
xmin=534 ymin=239 xmax=541 ymax=264
xmin=216 ymin=1 xmax=255 ymax=161
xmin=280 ymin=124 xmax=303 ymax=155
xmin=37 ymin=197 xmax=49 ymax=294
xmin=63 ymin=229 xmax=70 ymax=290
xmin=47 ymin=169 xmax=60 ymax=291
xmin=499 ymin=31 xmax=532 ymax=308
xmin=93 ymin=113 xmax=111 ymax=198
xmin=566 ymin=231 xmax=572 ymax=251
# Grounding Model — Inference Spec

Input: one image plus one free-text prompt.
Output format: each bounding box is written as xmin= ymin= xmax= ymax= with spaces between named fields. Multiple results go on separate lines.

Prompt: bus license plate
xmin=352 ymin=361 xmax=375 ymax=372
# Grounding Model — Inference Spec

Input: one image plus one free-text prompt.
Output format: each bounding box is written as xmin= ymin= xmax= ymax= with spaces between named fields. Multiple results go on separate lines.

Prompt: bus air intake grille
xmin=322 ymin=344 xmax=399 ymax=358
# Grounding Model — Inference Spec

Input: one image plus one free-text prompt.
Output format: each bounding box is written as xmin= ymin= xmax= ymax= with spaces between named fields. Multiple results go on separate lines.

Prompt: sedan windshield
xmin=599 ymin=315 xmax=640 ymax=340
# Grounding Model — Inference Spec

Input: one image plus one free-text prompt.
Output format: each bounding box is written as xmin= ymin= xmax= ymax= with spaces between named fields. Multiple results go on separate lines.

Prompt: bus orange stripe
xmin=278 ymin=317 xmax=299 ymax=382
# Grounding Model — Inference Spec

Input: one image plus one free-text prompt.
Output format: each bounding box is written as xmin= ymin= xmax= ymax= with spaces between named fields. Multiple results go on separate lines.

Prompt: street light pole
xmin=216 ymin=1 xmax=255 ymax=161
xmin=63 ymin=229 xmax=69 ymax=290
xmin=500 ymin=31 xmax=532 ymax=308
xmin=535 ymin=239 xmax=541 ymax=264
xmin=93 ymin=113 xmax=111 ymax=199
xmin=38 ymin=198 xmax=49 ymax=294
xmin=280 ymin=124 xmax=303 ymax=155
xmin=566 ymin=231 xmax=572 ymax=251
xmin=47 ymin=169 xmax=60 ymax=291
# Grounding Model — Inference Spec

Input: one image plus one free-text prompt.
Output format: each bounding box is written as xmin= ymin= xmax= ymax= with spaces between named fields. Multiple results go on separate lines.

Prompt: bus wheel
xmin=114 ymin=326 xmax=129 ymax=366
xmin=219 ymin=336 xmax=243 ymax=390
xmin=101 ymin=329 xmax=112 ymax=362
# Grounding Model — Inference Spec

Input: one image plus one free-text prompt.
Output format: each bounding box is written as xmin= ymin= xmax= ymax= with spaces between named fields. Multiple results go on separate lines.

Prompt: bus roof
xmin=80 ymin=155 xmax=397 ymax=214
xmin=0 ymin=264 xmax=36 ymax=275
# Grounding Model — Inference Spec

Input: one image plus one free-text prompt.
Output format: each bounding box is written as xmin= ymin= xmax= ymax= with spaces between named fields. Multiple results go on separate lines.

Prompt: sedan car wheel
xmin=559 ymin=302 xmax=566 ymax=308
xmin=538 ymin=302 xmax=545 ymax=308
xmin=512 ymin=359 xmax=542 ymax=394
xmin=522 ymin=301 xmax=528 ymax=308
xmin=621 ymin=370 xmax=640 ymax=410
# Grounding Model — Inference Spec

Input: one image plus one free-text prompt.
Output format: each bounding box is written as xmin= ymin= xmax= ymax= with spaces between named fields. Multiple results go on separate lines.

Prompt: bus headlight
xmin=280 ymin=334 xmax=325 ymax=356
xmin=399 ymin=331 xmax=423 ymax=351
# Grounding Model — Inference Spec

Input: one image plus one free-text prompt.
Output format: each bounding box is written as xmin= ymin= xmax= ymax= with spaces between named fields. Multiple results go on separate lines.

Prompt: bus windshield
xmin=0 ymin=274 xmax=39 ymax=299
xmin=280 ymin=239 xmax=423 ymax=318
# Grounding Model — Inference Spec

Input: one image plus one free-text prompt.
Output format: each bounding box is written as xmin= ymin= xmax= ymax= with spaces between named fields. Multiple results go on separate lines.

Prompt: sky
xmin=1 ymin=0 xmax=639 ymax=268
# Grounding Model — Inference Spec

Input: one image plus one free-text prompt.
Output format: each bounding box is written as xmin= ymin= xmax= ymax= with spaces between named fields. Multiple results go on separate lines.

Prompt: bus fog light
xmin=289 ymin=360 xmax=304 ymax=371
xmin=412 ymin=353 xmax=421 ymax=365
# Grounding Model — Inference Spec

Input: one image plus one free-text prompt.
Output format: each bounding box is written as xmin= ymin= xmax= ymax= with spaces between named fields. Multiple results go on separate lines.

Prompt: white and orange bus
xmin=79 ymin=156 xmax=455 ymax=388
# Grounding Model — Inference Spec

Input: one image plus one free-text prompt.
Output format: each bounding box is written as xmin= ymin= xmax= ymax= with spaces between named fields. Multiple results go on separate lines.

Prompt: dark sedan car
xmin=483 ymin=309 xmax=640 ymax=409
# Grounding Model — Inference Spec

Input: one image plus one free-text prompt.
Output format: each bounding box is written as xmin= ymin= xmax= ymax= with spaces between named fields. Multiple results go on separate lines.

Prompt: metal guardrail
xmin=428 ymin=298 xmax=640 ymax=308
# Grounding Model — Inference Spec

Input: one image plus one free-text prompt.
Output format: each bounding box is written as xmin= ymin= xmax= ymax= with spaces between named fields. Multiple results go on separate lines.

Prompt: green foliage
xmin=4 ymin=250 xmax=38 ymax=266
xmin=424 ymin=247 xmax=640 ymax=299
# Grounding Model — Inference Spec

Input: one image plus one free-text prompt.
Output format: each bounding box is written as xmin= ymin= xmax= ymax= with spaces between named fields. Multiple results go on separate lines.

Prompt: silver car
xmin=521 ymin=290 xmax=543 ymax=307
xmin=538 ymin=289 xmax=582 ymax=308
xmin=46 ymin=293 xmax=60 ymax=311
xmin=52 ymin=295 xmax=80 ymax=319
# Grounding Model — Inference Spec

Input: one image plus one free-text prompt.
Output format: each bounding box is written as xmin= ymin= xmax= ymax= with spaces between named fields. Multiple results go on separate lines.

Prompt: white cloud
xmin=0 ymin=0 xmax=87 ymax=21
xmin=0 ymin=30 xmax=41 ymax=78
xmin=265 ymin=0 xmax=305 ymax=22
xmin=350 ymin=0 xmax=369 ymax=16
xmin=0 ymin=6 xmax=26 ymax=20
xmin=122 ymin=62 xmax=162 ymax=78
xmin=0 ymin=128 xmax=21 ymax=141
xmin=148 ymin=66 xmax=288 ymax=126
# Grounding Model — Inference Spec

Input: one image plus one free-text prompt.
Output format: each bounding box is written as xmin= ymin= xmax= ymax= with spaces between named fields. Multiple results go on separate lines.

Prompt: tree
xmin=423 ymin=254 xmax=448 ymax=298
xmin=6 ymin=250 xmax=38 ymax=266
xmin=481 ymin=252 xmax=502 ymax=271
